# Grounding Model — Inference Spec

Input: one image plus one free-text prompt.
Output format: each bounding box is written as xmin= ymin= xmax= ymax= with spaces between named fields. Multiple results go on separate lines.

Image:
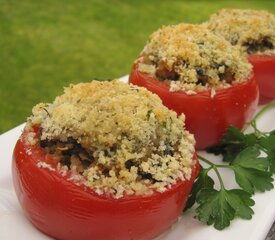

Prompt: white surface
xmin=0 ymin=76 xmax=274 ymax=240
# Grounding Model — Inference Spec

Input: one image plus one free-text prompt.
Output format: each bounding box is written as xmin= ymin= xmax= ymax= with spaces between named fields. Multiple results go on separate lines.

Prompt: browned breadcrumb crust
xmin=207 ymin=9 xmax=275 ymax=55
xmin=137 ymin=23 xmax=252 ymax=93
xmin=28 ymin=80 xmax=196 ymax=198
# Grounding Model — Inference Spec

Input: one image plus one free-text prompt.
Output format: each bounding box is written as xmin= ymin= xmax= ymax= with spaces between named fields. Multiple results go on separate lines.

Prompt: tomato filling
xmin=142 ymin=58 xmax=235 ymax=85
xmin=40 ymin=138 xmax=93 ymax=174
xmin=243 ymin=36 xmax=274 ymax=54
xmin=39 ymin=136 xmax=178 ymax=183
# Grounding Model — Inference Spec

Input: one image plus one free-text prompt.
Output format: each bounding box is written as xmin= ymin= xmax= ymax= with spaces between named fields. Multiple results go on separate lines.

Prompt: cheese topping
xmin=28 ymin=80 xmax=195 ymax=198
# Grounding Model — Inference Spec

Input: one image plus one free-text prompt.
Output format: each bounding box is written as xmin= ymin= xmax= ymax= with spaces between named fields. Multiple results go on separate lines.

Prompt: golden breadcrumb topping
xmin=137 ymin=23 xmax=252 ymax=93
xmin=28 ymin=80 xmax=195 ymax=198
xmin=207 ymin=9 xmax=275 ymax=55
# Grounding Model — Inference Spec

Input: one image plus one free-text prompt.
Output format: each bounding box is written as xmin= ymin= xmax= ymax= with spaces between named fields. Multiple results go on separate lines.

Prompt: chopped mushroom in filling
xmin=207 ymin=9 xmax=275 ymax=55
xmin=27 ymin=80 xmax=196 ymax=198
xmin=137 ymin=23 xmax=252 ymax=93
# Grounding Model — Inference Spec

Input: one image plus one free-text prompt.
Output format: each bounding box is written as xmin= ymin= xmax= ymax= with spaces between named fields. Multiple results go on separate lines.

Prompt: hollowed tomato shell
xmin=129 ymin=62 xmax=259 ymax=149
xmin=12 ymin=126 xmax=199 ymax=240
xmin=248 ymin=54 xmax=275 ymax=104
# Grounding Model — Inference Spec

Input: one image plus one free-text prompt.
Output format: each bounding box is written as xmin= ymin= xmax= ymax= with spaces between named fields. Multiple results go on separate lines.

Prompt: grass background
xmin=1 ymin=0 xmax=275 ymax=133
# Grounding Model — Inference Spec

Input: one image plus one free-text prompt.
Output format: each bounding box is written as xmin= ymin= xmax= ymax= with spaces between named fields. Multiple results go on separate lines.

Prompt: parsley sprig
xmin=186 ymin=102 xmax=275 ymax=230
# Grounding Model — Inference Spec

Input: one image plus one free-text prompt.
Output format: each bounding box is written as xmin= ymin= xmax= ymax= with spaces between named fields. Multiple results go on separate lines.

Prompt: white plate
xmin=0 ymin=76 xmax=274 ymax=240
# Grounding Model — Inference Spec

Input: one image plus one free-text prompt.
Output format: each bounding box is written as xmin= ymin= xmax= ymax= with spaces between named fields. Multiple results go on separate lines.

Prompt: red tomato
xmin=248 ymin=54 xmax=275 ymax=104
xmin=12 ymin=126 xmax=199 ymax=240
xmin=129 ymin=63 xmax=259 ymax=149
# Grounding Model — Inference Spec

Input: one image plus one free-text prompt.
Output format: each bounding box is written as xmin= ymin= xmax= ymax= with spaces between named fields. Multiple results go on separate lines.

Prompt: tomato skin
xmin=12 ymin=127 xmax=199 ymax=240
xmin=129 ymin=63 xmax=259 ymax=149
xmin=248 ymin=54 xmax=275 ymax=104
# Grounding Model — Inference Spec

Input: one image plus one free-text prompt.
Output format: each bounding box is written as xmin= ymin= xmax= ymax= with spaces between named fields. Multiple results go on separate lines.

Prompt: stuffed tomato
xmin=129 ymin=24 xmax=259 ymax=149
xmin=207 ymin=8 xmax=275 ymax=103
xmin=12 ymin=80 xmax=199 ymax=240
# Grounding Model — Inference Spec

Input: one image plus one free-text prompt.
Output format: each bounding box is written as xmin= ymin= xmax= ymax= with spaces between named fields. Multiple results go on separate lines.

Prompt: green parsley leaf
xmin=196 ymin=188 xmax=233 ymax=230
xmin=185 ymin=167 xmax=214 ymax=211
xmin=196 ymin=188 xmax=255 ymax=230
xmin=259 ymin=134 xmax=275 ymax=173
xmin=231 ymin=147 xmax=273 ymax=193
xmin=207 ymin=126 xmax=256 ymax=162
xmin=268 ymin=150 xmax=275 ymax=174
xmin=259 ymin=134 xmax=275 ymax=151
xmin=231 ymin=147 xmax=269 ymax=171
xmin=233 ymin=167 xmax=273 ymax=193
xmin=225 ymin=189 xmax=254 ymax=219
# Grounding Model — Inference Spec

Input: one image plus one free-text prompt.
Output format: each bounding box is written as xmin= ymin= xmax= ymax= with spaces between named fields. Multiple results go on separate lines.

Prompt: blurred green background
xmin=1 ymin=0 xmax=275 ymax=134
